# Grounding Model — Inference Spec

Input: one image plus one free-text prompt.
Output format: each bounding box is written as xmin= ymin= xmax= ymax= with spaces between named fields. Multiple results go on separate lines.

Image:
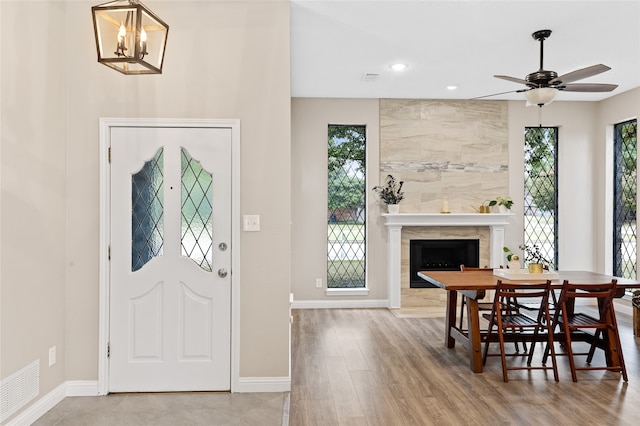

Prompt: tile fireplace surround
xmin=383 ymin=213 xmax=511 ymax=308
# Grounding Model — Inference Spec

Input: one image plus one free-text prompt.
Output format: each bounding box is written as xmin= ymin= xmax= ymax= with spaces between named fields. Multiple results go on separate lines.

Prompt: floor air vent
xmin=0 ymin=360 xmax=39 ymax=423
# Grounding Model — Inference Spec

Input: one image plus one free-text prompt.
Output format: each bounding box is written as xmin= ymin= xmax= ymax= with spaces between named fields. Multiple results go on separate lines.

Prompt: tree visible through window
xmin=524 ymin=127 xmax=558 ymax=269
xmin=327 ymin=125 xmax=366 ymax=288
xmin=613 ymin=119 xmax=637 ymax=281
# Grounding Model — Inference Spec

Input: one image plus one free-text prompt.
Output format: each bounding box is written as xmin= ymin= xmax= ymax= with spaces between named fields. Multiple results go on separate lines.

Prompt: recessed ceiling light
xmin=446 ymin=84 xmax=458 ymax=90
xmin=390 ymin=63 xmax=408 ymax=71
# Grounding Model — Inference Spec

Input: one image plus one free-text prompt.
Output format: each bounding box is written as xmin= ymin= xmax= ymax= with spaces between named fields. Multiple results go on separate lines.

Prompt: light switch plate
xmin=49 ymin=346 xmax=56 ymax=366
xmin=243 ymin=215 xmax=260 ymax=231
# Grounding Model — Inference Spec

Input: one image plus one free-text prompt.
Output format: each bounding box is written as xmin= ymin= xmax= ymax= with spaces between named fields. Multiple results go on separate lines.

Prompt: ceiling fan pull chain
xmin=538 ymin=105 xmax=543 ymax=128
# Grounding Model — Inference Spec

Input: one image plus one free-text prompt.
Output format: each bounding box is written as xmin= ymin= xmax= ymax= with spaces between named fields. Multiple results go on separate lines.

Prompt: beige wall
xmin=1 ymin=0 xmax=291 ymax=420
xmin=291 ymin=98 xmax=386 ymax=302
xmin=0 ymin=0 xmax=68 ymax=398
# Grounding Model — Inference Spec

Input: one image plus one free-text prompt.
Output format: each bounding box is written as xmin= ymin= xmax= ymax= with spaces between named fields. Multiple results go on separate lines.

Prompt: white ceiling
xmin=291 ymin=0 xmax=640 ymax=102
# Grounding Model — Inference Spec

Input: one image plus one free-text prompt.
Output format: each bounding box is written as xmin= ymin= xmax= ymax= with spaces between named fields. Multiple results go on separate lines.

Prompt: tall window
xmin=524 ymin=127 xmax=558 ymax=269
xmin=327 ymin=125 xmax=366 ymax=288
xmin=613 ymin=119 xmax=637 ymax=280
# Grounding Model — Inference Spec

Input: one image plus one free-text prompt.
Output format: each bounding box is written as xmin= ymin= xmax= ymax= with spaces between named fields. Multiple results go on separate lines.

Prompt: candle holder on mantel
xmin=440 ymin=199 xmax=450 ymax=214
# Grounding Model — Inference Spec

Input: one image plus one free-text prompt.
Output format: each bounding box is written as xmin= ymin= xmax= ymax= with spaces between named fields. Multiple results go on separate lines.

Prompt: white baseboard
xmin=292 ymin=299 xmax=388 ymax=309
xmin=3 ymin=381 xmax=99 ymax=426
xmin=234 ymin=376 xmax=291 ymax=393
xmin=66 ymin=380 xmax=100 ymax=397
xmin=4 ymin=383 xmax=66 ymax=426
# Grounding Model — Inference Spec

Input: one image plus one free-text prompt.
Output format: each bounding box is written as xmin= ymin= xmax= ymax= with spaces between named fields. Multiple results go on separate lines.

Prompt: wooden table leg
xmin=465 ymin=298 xmax=484 ymax=373
xmin=445 ymin=290 xmax=457 ymax=348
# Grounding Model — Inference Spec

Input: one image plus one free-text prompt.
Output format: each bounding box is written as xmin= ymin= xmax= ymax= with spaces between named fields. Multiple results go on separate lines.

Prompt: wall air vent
xmin=361 ymin=73 xmax=379 ymax=82
xmin=0 ymin=360 xmax=40 ymax=423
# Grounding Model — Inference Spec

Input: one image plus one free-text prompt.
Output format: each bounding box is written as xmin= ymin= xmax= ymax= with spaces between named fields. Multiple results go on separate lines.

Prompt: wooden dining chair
xmin=547 ymin=279 xmax=627 ymax=382
xmin=458 ymin=265 xmax=528 ymax=351
xmin=482 ymin=279 xmax=558 ymax=382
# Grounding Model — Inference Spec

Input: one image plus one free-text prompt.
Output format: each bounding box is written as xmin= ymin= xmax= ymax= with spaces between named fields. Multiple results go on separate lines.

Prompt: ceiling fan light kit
xmin=482 ymin=29 xmax=618 ymax=105
xmin=524 ymin=87 xmax=558 ymax=107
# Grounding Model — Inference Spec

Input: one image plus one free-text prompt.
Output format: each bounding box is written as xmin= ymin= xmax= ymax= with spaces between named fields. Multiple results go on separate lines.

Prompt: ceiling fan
xmin=477 ymin=29 xmax=618 ymax=105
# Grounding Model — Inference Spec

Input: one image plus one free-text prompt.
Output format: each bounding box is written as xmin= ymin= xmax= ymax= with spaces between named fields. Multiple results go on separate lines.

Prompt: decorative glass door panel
xmin=131 ymin=148 xmax=164 ymax=271
xmin=181 ymin=148 xmax=213 ymax=272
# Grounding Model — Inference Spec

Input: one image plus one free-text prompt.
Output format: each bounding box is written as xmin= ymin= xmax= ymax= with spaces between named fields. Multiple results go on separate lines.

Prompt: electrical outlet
xmin=315 ymin=278 xmax=322 ymax=288
xmin=48 ymin=346 xmax=56 ymax=367
xmin=243 ymin=215 xmax=260 ymax=232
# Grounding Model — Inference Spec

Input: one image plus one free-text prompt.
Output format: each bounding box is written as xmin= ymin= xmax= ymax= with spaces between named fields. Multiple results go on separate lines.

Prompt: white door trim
xmin=98 ymin=118 xmax=241 ymax=395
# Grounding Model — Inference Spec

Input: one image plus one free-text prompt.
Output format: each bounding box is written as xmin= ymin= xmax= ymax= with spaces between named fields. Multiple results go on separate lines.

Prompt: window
xmin=524 ymin=127 xmax=558 ymax=269
xmin=613 ymin=119 xmax=637 ymax=280
xmin=327 ymin=125 xmax=366 ymax=288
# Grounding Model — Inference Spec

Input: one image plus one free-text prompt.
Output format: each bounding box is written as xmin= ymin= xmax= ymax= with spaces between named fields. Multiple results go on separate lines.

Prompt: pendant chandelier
xmin=92 ymin=0 xmax=169 ymax=75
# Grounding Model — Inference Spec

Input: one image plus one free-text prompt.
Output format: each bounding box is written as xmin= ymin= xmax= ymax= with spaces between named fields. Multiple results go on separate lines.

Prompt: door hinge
xmin=107 ymin=342 xmax=111 ymax=358
xmin=108 ymin=246 xmax=111 ymax=260
xmin=108 ymin=147 xmax=111 ymax=163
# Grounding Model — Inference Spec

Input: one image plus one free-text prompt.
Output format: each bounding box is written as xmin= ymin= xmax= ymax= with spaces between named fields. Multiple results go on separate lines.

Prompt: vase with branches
xmin=372 ymin=175 xmax=404 ymax=204
xmin=519 ymin=243 xmax=551 ymax=273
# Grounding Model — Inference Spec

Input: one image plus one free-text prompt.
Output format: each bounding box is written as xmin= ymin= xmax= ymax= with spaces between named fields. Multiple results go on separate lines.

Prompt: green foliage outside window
xmin=328 ymin=168 xmax=365 ymax=212
xmin=328 ymin=125 xmax=365 ymax=175
xmin=618 ymin=122 xmax=637 ymax=220
xmin=327 ymin=125 xmax=366 ymax=221
xmin=524 ymin=128 xmax=556 ymax=213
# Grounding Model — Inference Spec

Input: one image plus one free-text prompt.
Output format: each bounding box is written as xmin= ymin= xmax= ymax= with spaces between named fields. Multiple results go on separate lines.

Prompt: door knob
xmin=218 ymin=268 xmax=228 ymax=278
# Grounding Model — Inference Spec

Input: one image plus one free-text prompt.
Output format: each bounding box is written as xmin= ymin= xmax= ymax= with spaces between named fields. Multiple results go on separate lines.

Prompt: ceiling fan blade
xmin=559 ymin=83 xmax=618 ymax=92
xmin=550 ymin=64 xmax=611 ymax=85
xmin=470 ymin=89 xmax=525 ymax=100
xmin=494 ymin=75 xmax=531 ymax=86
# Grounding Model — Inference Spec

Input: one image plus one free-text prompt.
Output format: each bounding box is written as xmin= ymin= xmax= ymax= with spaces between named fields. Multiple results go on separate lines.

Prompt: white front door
xmin=109 ymin=126 xmax=232 ymax=392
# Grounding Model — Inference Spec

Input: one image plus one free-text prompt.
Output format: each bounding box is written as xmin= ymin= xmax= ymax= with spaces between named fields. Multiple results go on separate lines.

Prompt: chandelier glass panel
xmin=92 ymin=1 xmax=169 ymax=74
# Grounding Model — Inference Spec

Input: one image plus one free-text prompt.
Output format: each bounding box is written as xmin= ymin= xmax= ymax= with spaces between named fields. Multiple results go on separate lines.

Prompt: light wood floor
xmin=289 ymin=307 xmax=640 ymax=425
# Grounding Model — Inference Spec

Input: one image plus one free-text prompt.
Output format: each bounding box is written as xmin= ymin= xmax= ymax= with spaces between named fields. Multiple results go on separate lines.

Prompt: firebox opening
xmin=410 ymin=239 xmax=480 ymax=288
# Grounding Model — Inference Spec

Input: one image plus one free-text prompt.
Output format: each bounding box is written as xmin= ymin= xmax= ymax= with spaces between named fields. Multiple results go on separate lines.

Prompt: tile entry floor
xmin=32 ymin=391 xmax=290 ymax=426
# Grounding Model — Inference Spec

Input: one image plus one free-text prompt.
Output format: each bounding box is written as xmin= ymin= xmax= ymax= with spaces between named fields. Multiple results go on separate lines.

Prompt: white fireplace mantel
xmin=383 ymin=213 xmax=512 ymax=308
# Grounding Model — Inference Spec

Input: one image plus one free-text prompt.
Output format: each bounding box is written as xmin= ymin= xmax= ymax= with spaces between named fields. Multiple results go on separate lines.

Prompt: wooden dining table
xmin=417 ymin=269 xmax=639 ymax=373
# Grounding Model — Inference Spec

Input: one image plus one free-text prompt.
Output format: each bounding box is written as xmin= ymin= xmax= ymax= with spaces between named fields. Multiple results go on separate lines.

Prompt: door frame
xmin=98 ymin=118 xmax=241 ymax=395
